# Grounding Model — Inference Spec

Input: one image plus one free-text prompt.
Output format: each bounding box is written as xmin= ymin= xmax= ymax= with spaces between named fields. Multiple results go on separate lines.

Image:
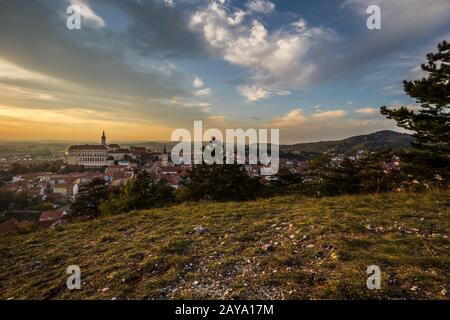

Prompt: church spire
xmin=101 ymin=131 xmax=106 ymax=145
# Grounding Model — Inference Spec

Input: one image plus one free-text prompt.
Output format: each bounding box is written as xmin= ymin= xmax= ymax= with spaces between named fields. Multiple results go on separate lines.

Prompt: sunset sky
xmin=1 ymin=0 xmax=449 ymax=143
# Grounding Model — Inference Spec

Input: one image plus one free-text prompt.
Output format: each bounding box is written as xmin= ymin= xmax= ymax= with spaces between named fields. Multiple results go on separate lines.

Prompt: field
xmin=0 ymin=190 xmax=449 ymax=300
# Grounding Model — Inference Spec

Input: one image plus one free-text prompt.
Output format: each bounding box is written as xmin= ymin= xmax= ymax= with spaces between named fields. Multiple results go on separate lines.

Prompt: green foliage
xmin=301 ymin=150 xmax=405 ymax=197
xmin=281 ymin=130 xmax=413 ymax=156
xmin=357 ymin=150 xmax=403 ymax=193
xmin=380 ymin=40 xmax=450 ymax=181
xmin=179 ymin=164 xmax=262 ymax=201
xmin=7 ymin=161 xmax=64 ymax=174
xmin=0 ymin=190 xmax=14 ymax=213
xmin=0 ymin=190 xmax=40 ymax=213
xmin=71 ymin=178 xmax=109 ymax=218
xmin=100 ymin=171 xmax=174 ymax=216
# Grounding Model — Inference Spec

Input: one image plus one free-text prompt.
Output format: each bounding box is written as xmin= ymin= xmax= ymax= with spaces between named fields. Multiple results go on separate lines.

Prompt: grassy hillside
xmin=0 ymin=191 xmax=449 ymax=300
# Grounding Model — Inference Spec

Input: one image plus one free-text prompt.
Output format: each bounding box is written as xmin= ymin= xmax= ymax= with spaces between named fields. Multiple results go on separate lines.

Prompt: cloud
xmin=0 ymin=58 xmax=67 ymax=86
xmin=344 ymin=0 xmax=450 ymax=29
xmin=69 ymin=0 xmax=106 ymax=28
xmin=208 ymin=115 xmax=225 ymax=121
xmin=312 ymin=110 xmax=347 ymax=120
xmin=194 ymin=88 xmax=212 ymax=97
xmin=269 ymin=108 xmax=397 ymax=143
xmin=291 ymin=19 xmax=307 ymax=31
xmin=238 ymin=85 xmax=290 ymax=102
xmin=193 ymin=77 xmax=205 ymax=88
xmin=0 ymin=1 xmax=212 ymax=131
xmin=339 ymin=0 xmax=450 ymax=64
xmin=270 ymin=108 xmax=347 ymax=128
xmin=110 ymin=0 xmax=206 ymax=58
xmin=270 ymin=109 xmax=307 ymax=128
xmin=164 ymin=0 xmax=175 ymax=7
xmin=246 ymin=0 xmax=275 ymax=14
xmin=192 ymin=76 xmax=212 ymax=97
xmin=355 ymin=107 xmax=378 ymax=115
xmin=190 ymin=2 xmax=331 ymax=101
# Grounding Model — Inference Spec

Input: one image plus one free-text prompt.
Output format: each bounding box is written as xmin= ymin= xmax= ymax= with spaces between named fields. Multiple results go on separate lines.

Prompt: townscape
xmin=0 ymin=0 xmax=448 ymax=304
xmin=0 ymin=130 xmax=407 ymax=234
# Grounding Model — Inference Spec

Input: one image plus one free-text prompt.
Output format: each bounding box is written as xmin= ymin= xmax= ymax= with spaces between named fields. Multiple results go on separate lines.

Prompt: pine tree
xmin=380 ymin=41 xmax=450 ymax=183
xmin=380 ymin=40 xmax=450 ymax=156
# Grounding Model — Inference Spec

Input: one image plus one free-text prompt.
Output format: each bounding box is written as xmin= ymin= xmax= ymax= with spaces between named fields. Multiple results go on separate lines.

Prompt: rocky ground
xmin=0 ymin=190 xmax=449 ymax=299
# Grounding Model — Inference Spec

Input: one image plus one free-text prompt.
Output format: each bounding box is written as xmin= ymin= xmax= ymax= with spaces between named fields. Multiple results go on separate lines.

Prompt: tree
xmin=303 ymin=154 xmax=362 ymax=197
xmin=357 ymin=150 xmax=403 ymax=193
xmin=180 ymin=164 xmax=261 ymax=201
xmin=303 ymin=154 xmax=334 ymax=197
xmin=71 ymin=178 xmax=109 ymax=218
xmin=380 ymin=41 xmax=449 ymax=156
xmin=272 ymin=166 xmax=304 ymax=195
xmin=100 ymin=171 xmax=174 ymax=215
xmin=330 ymin=157 xmax=361 ymax=195
xmin=380 ymin=40 xmax=450 ymax=183
xmin=0 ymin=190 xmax=14 ymax=213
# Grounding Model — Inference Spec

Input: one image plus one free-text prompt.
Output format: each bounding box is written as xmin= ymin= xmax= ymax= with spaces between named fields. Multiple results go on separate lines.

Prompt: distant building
xmin=68 ymin=131 xmax=113 ymax=167
xmin=68 ymin=144 xmax=109 ymax=167
xmin=39 ymin=209 xmax=66 ymax=222
xmin=67 ymin=131 xmax=165 ymax=168
xmin=101 ymin=130 xmax=106 ymax=145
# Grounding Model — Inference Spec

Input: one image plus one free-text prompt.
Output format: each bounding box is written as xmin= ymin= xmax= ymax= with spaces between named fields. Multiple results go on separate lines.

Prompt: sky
xmin=0 ymin=0 xmax=449 ymax=143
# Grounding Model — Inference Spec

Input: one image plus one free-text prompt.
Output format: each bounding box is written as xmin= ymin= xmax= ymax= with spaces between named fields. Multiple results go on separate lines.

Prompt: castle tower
xmin=162 ymin=145 xmax=169 ymax=166
xmin=101 ymin=131 xmax=106 ymax=145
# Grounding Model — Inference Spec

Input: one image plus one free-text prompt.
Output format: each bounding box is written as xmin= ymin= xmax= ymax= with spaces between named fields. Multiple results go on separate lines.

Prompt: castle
xmin=67 ymin=131 xmax=169 ymax=168
xmin=67 ymin=131 xmax=120 ymax=167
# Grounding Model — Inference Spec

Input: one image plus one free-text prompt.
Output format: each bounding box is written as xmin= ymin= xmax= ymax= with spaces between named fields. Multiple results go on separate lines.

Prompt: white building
xmin=67 ymin=131 xmax=110 ymax=167
xmin=68 ymin=144 xmax=109 ymax=167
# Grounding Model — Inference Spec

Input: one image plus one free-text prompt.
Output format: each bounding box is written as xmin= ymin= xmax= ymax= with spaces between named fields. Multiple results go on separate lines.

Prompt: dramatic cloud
xmin=0 ymin=0 xmax=212 ymax=133
xmin=112 ymin=0 xmax=206 ymax=58
xmin=190 ymin=1 xmax=331 ymax=101
xmin=327 ymin=0 xmax=450 ymax=80
xmin=1 ymin=0 xmax=448 ymax=142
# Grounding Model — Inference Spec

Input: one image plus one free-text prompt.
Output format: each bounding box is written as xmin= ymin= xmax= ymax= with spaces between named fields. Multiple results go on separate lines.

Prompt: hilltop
xmin=0 ymin=190 xmax=448 ymax=300
xmin=280 ymin=130 xmax=413 ymax=156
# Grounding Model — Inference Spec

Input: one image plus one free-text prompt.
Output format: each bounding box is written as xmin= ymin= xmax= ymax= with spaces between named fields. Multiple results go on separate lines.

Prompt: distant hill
xmin=280 ymin=130 xmax=413 ymax=157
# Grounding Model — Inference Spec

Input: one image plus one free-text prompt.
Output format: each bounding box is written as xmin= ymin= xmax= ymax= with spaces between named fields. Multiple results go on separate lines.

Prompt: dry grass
xmin=0 ymin=190 xmax=449 ymax=300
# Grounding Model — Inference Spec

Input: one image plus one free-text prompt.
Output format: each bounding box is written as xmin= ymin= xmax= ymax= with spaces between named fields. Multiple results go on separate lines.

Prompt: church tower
xmin=101 ymin=131 xmax=106 ymax=145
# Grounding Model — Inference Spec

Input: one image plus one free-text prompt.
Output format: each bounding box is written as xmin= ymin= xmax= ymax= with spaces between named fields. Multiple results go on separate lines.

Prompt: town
xmin=0 ymin=131 xmax=284 ymax=232
xmin=0 ymin=130 xmax=406 ymax=235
